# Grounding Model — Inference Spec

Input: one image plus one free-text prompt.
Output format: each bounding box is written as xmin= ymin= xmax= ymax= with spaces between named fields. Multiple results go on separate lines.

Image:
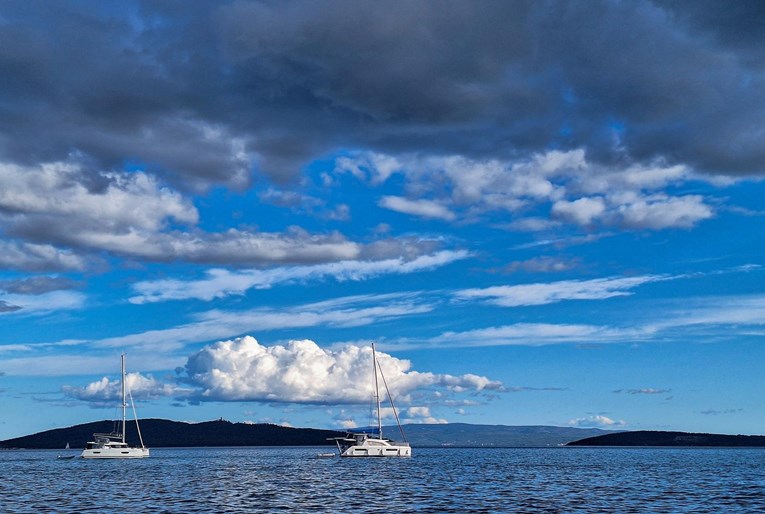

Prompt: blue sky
xmin=2 ymin=0 xmax=765 ymax=439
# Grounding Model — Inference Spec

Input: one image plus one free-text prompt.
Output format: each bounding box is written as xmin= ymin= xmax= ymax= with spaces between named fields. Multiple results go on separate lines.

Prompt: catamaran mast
xmin=372 ymin=343 xmax=382 ymax=439
xmin=121 ymin=353 xmax=126 ymax=444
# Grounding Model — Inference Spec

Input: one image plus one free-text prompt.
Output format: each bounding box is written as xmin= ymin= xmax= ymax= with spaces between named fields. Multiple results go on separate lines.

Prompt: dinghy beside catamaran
xmin=81 ymin=354 xmax=149 ymax=459
xmin=331 ymin=344 xmax=411 ymax=458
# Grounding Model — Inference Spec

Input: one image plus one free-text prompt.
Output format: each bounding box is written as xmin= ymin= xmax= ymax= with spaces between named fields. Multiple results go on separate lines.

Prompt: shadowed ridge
xmin=0 ymin=419 xmax=343 ymax=449
xmin=567 ymin=430 xmax=765 ymax=447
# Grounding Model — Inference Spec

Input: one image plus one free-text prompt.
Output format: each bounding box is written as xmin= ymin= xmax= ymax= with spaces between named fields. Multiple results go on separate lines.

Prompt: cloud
xmin=129 ymin=250 xmax=469 ymax=303
xmin=63 ymin=372 xmax=185 ymax=406
xmin=2 ymin=0 xmax=764 ymax=195
xmin=615 ymin=194 xmax=713 ymax=229
xmin=0 ymin=160 xmax=461 ymax=270
xmin=0 ymin=241 xmax=87 ymax=272
xmin=431 ymin=323 xmax=650 ymax=348
xmin=454 ymin=275 xmax=669 ymax=307
xmin=551 ymin=197 xmax=606 ymax=226
xmin=699 ymin=408 xmax=743 ymax=416
xmin=180 ymin=336 xmax=503 ymax=404
xmin=379 ymin=196 xmax=456 ymax=221
xmin=1 ymin=293 xmax=437 ymax=371
xmin=507 ymin=386 xmax=567 ymax=393
xmin=0 ymin=161 xmax=198 ymax=246
xmin=337 ymin=150 xmax=717 ymax=231
xmin=0 ymin=276 xmax=79 ymax=295
xmin=0 ymin=290 xmax=86 ymax=316
xmin=399 ymin=406 xmax=448 ymax=424
xmin=258 ymin=188 xmax=349 ymax=220
xmin=568 ymin=415 xmax=626 ymax=429
xmin=613 ymin=388 xmax=671 ymax=395
xmin=0 ymin=301 xmax=21 ymax=313
xmin=501 ymin=256 xmax=578 ymax=274
xmin=653 ymin=293 xmax=765 ymax=331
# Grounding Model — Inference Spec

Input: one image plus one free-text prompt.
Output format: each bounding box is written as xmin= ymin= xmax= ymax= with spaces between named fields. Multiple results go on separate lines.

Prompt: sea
xmin=1 ymin=447 xmax=764 ymax=513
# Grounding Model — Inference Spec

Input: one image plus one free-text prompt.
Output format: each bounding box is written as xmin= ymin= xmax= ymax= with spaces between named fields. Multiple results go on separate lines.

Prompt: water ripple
xmin=1 ymin=447 xmax=764 ymax=513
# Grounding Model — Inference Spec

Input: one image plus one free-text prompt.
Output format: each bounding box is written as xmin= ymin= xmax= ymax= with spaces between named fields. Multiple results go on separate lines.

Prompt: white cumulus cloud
xmin=181 ymin=336 xmax=503 ymax=404
xmin=63 ymin=372 xmax=184 ymax=406
xmin=568 ymin=415 xmax=626 ymax=428
xmin=334 ymin=149 xmax=718 ymax=231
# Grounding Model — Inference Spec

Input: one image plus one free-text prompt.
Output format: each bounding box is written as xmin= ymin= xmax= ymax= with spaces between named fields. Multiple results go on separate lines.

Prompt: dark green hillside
xmin=0 ymin=419 xmax=343 ymax=449
xmin=395 ymin=423 xmax=616 ymax=447
xmin=567 ymin=430 xmax=765 ymax=447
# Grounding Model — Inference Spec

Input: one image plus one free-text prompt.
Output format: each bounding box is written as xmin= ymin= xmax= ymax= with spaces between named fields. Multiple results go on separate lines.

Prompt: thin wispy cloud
xmin=130 ymin=250 xmax=469 ymax=303
xmin=2 ymin=293 xmax=437 ymax=374
xmin=428 ymin=323 xmax=652 ymax=348
xmin=0 ymin=291 xmax=86 ymax=317
xmin=454 ymin=275 xmax=672 ymax=307
xmin=613 ymin=388 xmax=671 ymax=395
xmin=699 ymin=409 xmax=743 ymax=416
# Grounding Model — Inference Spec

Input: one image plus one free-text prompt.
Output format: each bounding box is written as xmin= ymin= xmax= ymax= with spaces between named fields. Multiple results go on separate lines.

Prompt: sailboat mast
xmin=372 ymin=343 xmax=382 ymax=439
xmin=121 ymin=353 xmax=126 ymax=444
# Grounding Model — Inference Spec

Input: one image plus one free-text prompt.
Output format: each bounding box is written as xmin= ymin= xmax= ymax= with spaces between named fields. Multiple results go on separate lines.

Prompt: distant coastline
xmin=0 ymin=419 xmax=342 ymax=450
xmin=567 ymin=430 xmax=765 ymax=447
xmin=6 ymin=420 xmax=762 ymax=450
xmin=1 ymin=419 xmax=611 ymax=449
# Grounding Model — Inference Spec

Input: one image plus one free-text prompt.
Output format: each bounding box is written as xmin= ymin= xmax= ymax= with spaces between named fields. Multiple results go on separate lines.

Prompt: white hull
xmin=340 ymin=443 xmax=411 ymax=458
xmin=331 ymin=344 xmax=412 ymax=458
xmin=80 ymin=354 xmax=149 ymax=459
xmin=334 ymin=432 xmax=412 ymax=458
xmin=81 ymin=447 xmax=150 ymax=459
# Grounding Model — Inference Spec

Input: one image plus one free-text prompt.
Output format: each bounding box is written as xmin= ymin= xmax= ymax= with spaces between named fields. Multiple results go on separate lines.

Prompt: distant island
xmin=0 ymin=419 xmax=343 ymax=450
xmin=567 ymin=430 xmax=765 ymax=447
xmin=0 ymin=419 xmax=613 ymax=449
xmin=9 ymin=422 xmax=762 ymax=450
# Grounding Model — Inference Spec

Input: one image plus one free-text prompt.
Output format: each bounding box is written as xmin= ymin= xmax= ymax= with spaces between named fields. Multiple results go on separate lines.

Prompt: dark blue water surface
xmin=2 ymin=447 xmax=764 ymax=513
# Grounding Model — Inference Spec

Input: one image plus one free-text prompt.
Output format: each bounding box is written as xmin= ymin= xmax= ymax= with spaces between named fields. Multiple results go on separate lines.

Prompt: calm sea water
xmin=1 ymin=447 xmax=764 ymax=513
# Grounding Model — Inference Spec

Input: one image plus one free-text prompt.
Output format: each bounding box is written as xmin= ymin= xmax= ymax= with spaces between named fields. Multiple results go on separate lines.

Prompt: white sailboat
xmin=81 ymin=354 xmax=150 ymax=459
xmin=331 ymin=344 xmax=411 ymax=458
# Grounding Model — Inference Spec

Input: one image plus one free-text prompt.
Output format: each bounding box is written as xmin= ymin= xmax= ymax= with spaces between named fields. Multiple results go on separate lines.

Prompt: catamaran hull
xmin=339 ymin=445 xmax=411 ymax=458
xmin=81 ymin=448 xmax=150 ymax=459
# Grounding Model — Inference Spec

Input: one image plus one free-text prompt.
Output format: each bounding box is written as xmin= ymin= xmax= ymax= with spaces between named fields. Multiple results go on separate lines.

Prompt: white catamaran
xmin=81 ymin=354 xmax=149 ymax=459
xmin=331 ymin=343 xmax=411 ymax=458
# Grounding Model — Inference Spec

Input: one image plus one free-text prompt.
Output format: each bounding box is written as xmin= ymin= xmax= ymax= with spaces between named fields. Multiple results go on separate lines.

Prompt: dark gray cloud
xmin=1 ymin=0 xmax=764 ymax=191
xmin=0 ymin=276 xmax=79 ymax=295
xmin=0 ymin=300 xmax=21 ymax=312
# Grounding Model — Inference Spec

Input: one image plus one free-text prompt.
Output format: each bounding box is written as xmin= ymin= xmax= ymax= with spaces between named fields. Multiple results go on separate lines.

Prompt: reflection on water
xmin=1 ymin=447 xmax=764 ymax=513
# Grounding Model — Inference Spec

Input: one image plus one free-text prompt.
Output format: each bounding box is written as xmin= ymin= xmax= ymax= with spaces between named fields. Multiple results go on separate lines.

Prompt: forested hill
xmin=1 ymin=420 xmax=615 ymax=449
xmin=567 ymin=430 xmax=765 ymax=447
xmin=0 ymin=419 xmax=343 ymax=449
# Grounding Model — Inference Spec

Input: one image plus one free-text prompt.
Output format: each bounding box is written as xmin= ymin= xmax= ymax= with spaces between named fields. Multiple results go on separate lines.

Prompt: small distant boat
xmin=56 ymin=442 xmax=76 ymax=459
xmin=81 ymin=354 xmax=150 ymax=459
xmin=330 ymin=343 xmax=411 ymax=458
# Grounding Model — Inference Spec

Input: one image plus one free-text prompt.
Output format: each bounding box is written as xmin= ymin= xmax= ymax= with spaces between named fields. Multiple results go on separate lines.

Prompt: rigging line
xmin=127 ymin=388 xmax=146 ymax=449
xmin=376 ymin=360 xmax=408 ymax=443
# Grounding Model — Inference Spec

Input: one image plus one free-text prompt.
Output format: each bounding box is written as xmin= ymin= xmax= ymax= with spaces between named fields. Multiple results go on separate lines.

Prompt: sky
xmin=1 ymin=0 xmax=765 ymax=440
